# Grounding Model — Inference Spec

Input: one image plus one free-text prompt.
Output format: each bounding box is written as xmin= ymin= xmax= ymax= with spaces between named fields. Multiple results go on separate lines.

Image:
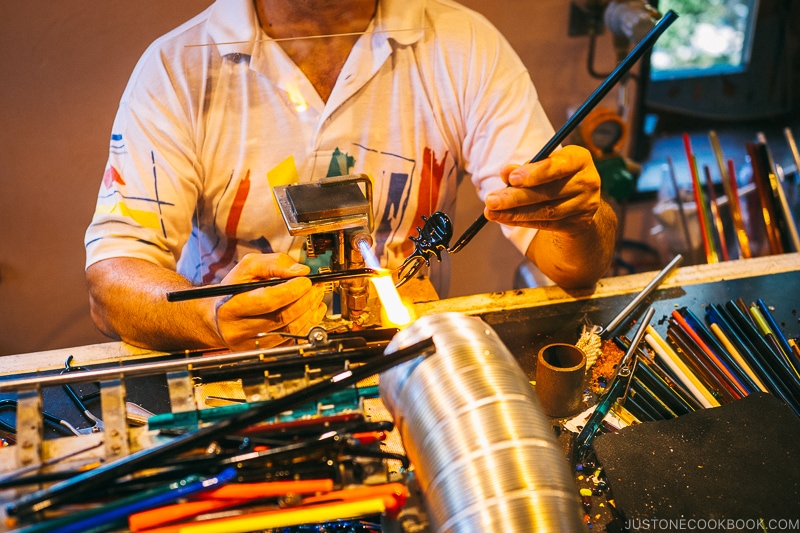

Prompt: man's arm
xmin=86 ymin=254 xmax=327 ymax=352
xmin=526 ymin=199 xmax=617 ymax=288
xmin=484 ymin=145 xmax=618 ymax=289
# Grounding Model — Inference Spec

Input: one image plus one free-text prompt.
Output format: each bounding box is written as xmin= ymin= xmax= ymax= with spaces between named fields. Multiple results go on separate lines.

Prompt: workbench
xmin=1 ymin=253 xmax=798 ymax=532
xmin=418 ymin=253 xmax=800 ymax=378
xmin=418 ymin=252 xmax=800 ymax=531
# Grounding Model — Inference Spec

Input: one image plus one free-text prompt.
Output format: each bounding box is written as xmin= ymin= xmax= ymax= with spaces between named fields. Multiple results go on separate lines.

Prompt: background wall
xmin=0 ymin=1 xmax=619 ymax=356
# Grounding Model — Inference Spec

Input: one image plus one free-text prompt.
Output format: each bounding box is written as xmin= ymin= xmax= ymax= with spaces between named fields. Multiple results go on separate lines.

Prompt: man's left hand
xmin=484 ymin=145 xmax=601 ymax=235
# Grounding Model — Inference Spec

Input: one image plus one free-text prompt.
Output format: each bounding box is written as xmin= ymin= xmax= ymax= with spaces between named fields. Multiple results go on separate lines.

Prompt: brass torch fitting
xmin=341 ymin=231 xmax=373 ymax=319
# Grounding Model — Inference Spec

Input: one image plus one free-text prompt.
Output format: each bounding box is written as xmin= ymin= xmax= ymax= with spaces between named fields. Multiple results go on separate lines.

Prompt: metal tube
xmin=0 ymin=344 xmax=309 ymax=392
xmin=602 ymin=253 xmax=682 ymax=338
xmin=380 ymin=313 xmax=584 ymax=532
xmin=575 ymin=307 xmax=655 ymax=462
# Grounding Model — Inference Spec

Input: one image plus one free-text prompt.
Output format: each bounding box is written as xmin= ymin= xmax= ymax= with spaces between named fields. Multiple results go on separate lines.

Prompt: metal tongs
xmin=395 ymin=10 xmax=678 ymax=287
xmin=574 ymin=306 xmax=656 ymax=463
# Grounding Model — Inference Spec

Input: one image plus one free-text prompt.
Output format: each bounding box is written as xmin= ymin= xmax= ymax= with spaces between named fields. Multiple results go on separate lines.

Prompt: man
xmin=85 ymin=0 xmax=617 ymax=352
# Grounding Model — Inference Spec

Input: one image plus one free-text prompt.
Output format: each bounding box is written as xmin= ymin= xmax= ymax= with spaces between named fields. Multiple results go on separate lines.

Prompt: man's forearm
xmin=527 ymin=199 xmax=618 ymax=289
xmin=86 ymin=257 xmax=222 ymax=351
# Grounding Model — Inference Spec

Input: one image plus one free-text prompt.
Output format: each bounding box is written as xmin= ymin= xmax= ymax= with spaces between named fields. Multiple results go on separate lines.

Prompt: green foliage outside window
xmin=651 ymin=0 xmax=757 ymax=77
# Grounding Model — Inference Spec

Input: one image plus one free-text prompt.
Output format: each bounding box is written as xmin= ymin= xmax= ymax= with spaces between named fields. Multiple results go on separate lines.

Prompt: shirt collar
xmin=375 ymin=0 xmax=426 ymax=46
xmin=206 ymin=0 xmax=262 ymax=56
xmin=206 ymin=0 xmax=426 ymax=53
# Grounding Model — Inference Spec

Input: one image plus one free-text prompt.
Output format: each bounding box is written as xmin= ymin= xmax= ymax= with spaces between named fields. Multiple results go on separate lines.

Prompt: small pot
xmin=535 ymin=343 xmax=587 ymax=418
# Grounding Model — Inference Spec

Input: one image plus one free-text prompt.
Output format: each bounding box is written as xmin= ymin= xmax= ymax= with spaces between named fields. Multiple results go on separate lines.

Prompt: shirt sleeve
xmin=466 ymin=53 xmax=555 ymax=256
xmin=470 ymin=70 xmax=554 ymax=256
xmin=84 ymin=40 xmax=204 ymax=272
xmin=430 ymin=7 xmax=556 ymax=256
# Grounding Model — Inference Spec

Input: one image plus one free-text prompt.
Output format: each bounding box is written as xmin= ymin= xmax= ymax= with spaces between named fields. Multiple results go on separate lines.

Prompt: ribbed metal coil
xmin=380 ymin=313 xmax=585 ymax=532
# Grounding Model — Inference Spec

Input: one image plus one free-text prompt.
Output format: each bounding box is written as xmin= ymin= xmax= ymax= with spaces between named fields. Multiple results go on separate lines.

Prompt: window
xmin=649 ymin=0 xmax=759 ymax=81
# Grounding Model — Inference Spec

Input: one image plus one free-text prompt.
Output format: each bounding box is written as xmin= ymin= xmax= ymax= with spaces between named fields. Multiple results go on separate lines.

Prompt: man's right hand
xmin=86 ymin=253 xmax=326 ymax=353
xmin=211 ymin=253 xmax=327 ymax=351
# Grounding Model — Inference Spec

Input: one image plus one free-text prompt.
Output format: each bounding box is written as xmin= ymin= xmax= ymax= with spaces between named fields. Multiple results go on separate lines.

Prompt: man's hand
xmin=484 ymin=145 xmax=601 ymax=234
xmin=86 ymin=254 xmax=326 ymax=352
xmin=483 ymin=145 xmax=617 ymax=288
xmin=212 ymin=253 xmax=327 ymax=351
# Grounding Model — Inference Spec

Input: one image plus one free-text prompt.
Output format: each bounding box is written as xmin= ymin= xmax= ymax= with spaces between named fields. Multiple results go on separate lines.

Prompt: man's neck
xmin=253 ymin=0 xmax=379 ymax=103
xmin=254 ymin=0 xmax=378 ymax=39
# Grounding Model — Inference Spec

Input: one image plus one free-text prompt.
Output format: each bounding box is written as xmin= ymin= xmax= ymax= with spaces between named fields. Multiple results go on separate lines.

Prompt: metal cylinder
xmin=380 ymin=313 xmax=585 ymax=532
xmin=535 ymin=343 xmax=587 ymax=418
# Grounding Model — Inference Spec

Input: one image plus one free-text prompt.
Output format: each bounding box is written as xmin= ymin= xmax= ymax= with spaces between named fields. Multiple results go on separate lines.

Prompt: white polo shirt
xmin=85 ymin=0 xmax=552 ymax=292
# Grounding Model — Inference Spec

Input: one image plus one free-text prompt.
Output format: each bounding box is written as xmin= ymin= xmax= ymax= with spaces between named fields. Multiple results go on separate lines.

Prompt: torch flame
xmin=370 ymin=275 xmax=415 ymax=329
xmin=356 ymin=236 xmax=415 ymax=329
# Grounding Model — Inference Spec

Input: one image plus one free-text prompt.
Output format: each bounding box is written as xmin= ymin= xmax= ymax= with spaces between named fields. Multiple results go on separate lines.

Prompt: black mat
xmin=594 ymin=392 xmax=800 ymax=530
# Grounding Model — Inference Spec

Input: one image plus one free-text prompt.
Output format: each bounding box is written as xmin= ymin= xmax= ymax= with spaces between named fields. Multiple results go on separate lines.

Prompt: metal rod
xmin=0 ymin=441 xmax=104 ymax=485
xmin=166 ymin=268 xmax=383 ymax=302
xmin=0 ymin=344 xmax=306 ymax=392
xmin=0 ymin=327 xmax=398 ymax=393
xmin=448 ymin=10 xmax=678 ymax=254
xmin=7 ymin=337 xmax=436 ymax=519
xmin=601 ymin=253 xmax=682 ymax=338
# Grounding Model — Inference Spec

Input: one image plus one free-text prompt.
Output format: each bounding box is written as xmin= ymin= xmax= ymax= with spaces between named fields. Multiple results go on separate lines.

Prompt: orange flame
xmin=370 ymin=276 xmax=415 ymax=329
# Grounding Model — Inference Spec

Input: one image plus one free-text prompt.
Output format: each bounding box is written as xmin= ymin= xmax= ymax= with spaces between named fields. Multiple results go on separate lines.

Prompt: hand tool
xmin=395 ymin=10 xmax=679 ymax=286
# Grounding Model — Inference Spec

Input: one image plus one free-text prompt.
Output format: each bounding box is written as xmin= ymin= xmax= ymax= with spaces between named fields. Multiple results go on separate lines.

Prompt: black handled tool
xmin=448 ymin=10 xmax=678 ymax=253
